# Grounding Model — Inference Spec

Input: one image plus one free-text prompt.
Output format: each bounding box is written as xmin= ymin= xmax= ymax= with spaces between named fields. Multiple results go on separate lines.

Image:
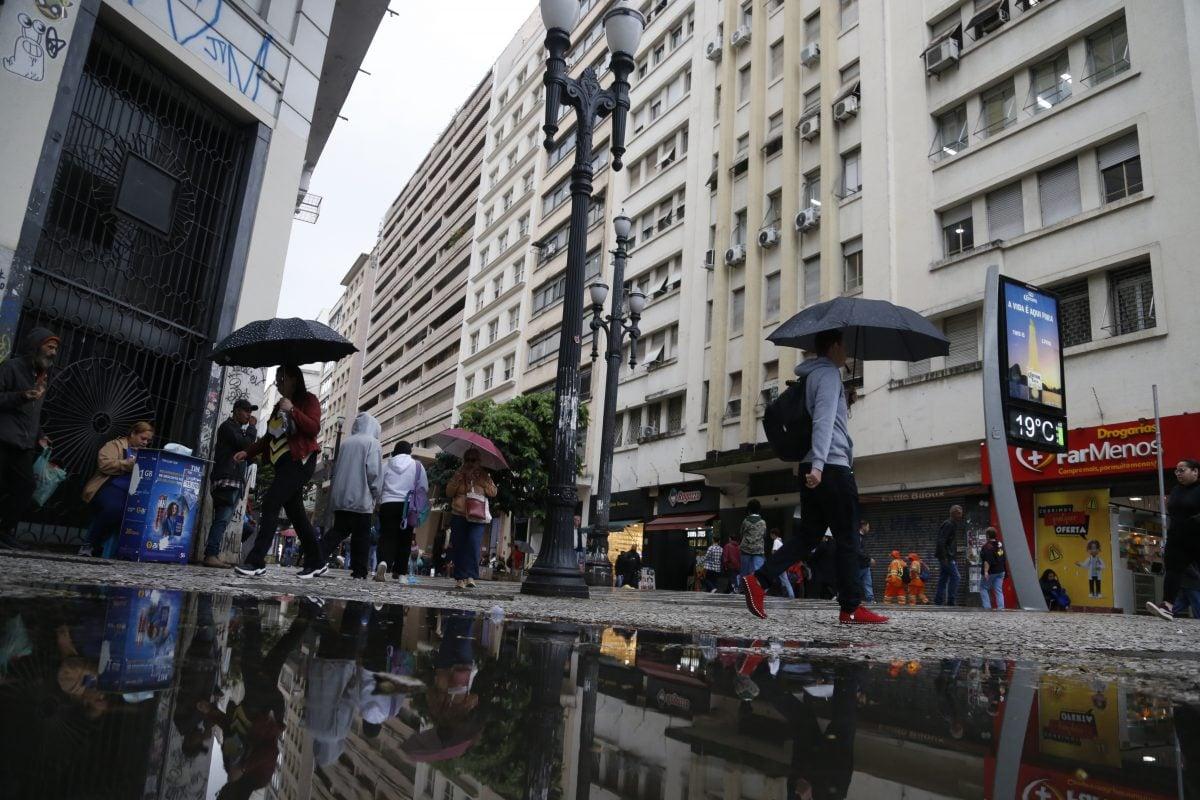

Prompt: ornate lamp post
xmin=583 ymin=213 xmax=646 ymax=586
xmin=521 ymin=0 xmax=645 ymax=598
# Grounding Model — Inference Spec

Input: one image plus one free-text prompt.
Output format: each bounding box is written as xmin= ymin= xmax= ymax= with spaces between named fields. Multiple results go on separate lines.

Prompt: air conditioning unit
xmin=758 ymin=227 xmax=781 ymax=249
xmin=834 ymin=95 xmax=859 ymax=121
xmin=705 ymin=36 xmax=723 ymax=62
xmin=640 ymin=425 xmax=659 ymax=438
xmin=725 ymin=244 xmax=747 ymax=265
xmin=799 ymin=114 xmax=820 ymax=140
xmin=924 ymin=38 xmax=960 ymax=75
xmin=795 ymin=206 xmax=821 ymax=232
xmin=731 ymin=25 xmax=751 ymax=48
xmin=703 ymin=249 xmax=716 ymax=270
xmin=800 ymin=42 xmax=820 ymax=66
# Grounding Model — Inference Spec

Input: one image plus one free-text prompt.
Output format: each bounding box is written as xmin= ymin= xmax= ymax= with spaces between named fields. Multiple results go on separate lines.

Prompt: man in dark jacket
xmin=934 ymin=505 xmax=964 ymax=605
xmin=201 ymin=399 xmax=258 ymax=567
xmin=0 ymin=327 xmax=59 ymax=549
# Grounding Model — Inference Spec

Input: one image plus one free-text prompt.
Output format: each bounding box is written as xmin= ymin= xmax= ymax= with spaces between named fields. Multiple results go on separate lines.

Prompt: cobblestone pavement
xmin=4 ymin=551 xmax=1199 ymax=699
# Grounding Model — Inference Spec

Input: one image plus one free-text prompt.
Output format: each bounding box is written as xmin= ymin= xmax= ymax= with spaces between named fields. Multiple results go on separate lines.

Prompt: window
xmin=1109 ymin=263 xmax=1155 ymax=335
xmin=463 ymin=373 xmax=474 ymax=399
xmin=768 ymin=112 xmax=783 ymax=134
xmin=736 ymin=134 xmax=749 ymax=154
xmin=1098 ymin=133 xmax=1142 ymax=203
xmin=944 ymin=311 xmax=978 ymax=367
xmin=805 ymin=12 xmax=820 ymax=44
xmin=842 ymin=238 xmax=863 ymax=293
xmin=482 ymin=364 xmax=495 ymax=390
xmin=1038 ymin=158 xmax=1081 ymax=226
xmin=502 ymin=189 xmax=514 ymax=210
xmin=977 ymin=82 xmax=1016 ymax=138
xmin=968 ymin=0 xmax=1008 ymax=39
xmin=839 ymin=60 xmax=859 ymax=85
xmin=497 ymin=231 xmax=509 ymax=252
xmin=543 ymin=176 xmax=572 ymax=216
xmin=527 ymin=330 xmax=558 ymax=365
xmin=841 ymin=149 xmax=861 ymax=196
xmin=480 ymin=244 xmax=490 ymax=265
xmin=765 ymin=190 xmax=781 ymax=226
xmin=1085 ymin=18 xmax=1130 ymax=87
xmin=741 ymin=2 xmax=753 ymax=26
xmin=769 ymin=40 xmax=785 ymax=80
xmin=932 ymin=104 xmax=968 ymax=160
xmin=1028 ymin=51 xmax=1071 ymax=113
xmin=802 ymin=86 xmax=821 ymax=114
xmin=941 ymin=203 xmax=975 ymax=256
xmin=734 ymin=210 xmax=748 ymax=245
xmin=503 ymin=354 xmax=516 ymax=381
xmin=705 ymin=300 xmax=713 ymax=343
xmin=483 ymin=207 xmax=494 ymax=228
xmin=765 ymin=272 xmax=781 ymax=320
xmin=469 ymin=331 xmax=480 ymax=355
xmin=519 ymin=214 xmax=530 ymax=237
xmin=583 ymin=247 xmax=603 ymax=281
xmin=538 ymin=224 xmax=570 ymax=264
xmin=475 ymin=289 xmax=485 ymax=311
xmin=487 ymin=319 xmax=499 ymax=343
xmin=803 ymin=171 xmax=820 ymax=207
xmin=839 ymin=0 xmax=858 ymax=30
xmin=507 ymin=307 xmax=520 ymax=332
xmin=1057 ymin=280 xmax=1092 ymax=347
xmin=803 ymin=256 xmax=821 ymax=305
xmin=523 ymin=171 xmax=535 ymax=193
xmin=738 ymin=64 xmax=752 ymax=103
xmin=512 ymin=259 xmax=525 ymax=285
xmin=548 ymin=131 xmax=576 ymax=167
xmin=986 ymin=182 xmax=1024 ymax=241
xmin=625 ymin=406 xmax=642 ymax=444
xmin=665 ymin=395 xmax=685 ymax=433
xmin=700 ymin=380 xmax=710 ymax=423
xmin=532 ymin=275 xmax=567 ymax=313
xmin=727 ymin=372 xmax=743 ymax=417
xmin=730 ymin=287 xmax=745 ymax=334
xmin=491 ymin=276 xmax=503 ymax=300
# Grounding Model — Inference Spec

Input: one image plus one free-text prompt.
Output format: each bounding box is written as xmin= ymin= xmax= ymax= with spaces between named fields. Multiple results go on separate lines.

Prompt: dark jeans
xmin=756 ymin=465 xmax=863 ymax=613
xmin=244 ymin=453 xmax=320 ymax=570
xmin=86 ymin=480 xmax=129 ymax=556
xmin=449 ymin=514 xmax=484 ymax=580
xmin=934 ymin=559 xmax=961 ymax=605
xmin=321 ymin=510 xmax=373 ymax=578
xmin=204 ymin=487 xmax=240 ymax=558
xmin=0 ymin=443 xmax=36 ymax=535
xmin=379 ymin=501 xmax=415 ymax=576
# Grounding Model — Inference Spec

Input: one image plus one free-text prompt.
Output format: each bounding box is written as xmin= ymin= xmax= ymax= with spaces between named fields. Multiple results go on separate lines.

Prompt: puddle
xmin=0 ymin=583 xmax=1193 ymax=799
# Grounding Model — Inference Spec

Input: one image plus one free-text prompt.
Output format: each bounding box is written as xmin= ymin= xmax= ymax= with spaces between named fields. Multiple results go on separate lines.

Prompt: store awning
xmin=643 ymin=512 xmax=715 ymax=532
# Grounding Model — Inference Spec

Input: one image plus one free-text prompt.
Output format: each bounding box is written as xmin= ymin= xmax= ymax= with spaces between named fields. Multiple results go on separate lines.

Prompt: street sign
xmin=997 ymin=276 xmax=1068 ymax=453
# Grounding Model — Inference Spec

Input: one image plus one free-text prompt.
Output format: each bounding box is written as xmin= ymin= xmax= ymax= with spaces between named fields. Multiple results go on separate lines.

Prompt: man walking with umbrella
xmin=743 ymin=330 xmax=888 ymax=624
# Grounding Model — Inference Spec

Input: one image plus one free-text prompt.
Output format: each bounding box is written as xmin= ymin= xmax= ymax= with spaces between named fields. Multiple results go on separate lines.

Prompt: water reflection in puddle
xmin=0 ymin=584 xmax=1192 ymax=799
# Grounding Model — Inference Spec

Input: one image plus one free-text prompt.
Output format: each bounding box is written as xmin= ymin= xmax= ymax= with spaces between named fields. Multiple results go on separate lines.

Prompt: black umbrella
xmin=209 ymin=318 xmax=356 ymax=367
xmin=767 ymin=297 xmax=949 ymax=361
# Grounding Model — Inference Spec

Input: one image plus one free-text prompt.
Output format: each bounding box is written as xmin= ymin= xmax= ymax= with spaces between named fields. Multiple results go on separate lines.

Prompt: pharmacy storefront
xmin=984 ymin=414 xmax=1200 ymax=613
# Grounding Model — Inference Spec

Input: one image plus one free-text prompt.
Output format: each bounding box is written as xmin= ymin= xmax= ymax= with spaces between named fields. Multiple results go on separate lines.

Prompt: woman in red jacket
xmin=233 ymin=365 xmax=325 ymax=579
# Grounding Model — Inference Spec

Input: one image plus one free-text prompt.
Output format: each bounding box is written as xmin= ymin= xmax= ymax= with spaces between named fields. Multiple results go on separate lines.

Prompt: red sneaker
xmin=839 ymin=606 xmax=889 ymax=624
xmin=743 ymin=575 xmax=767 ymax=619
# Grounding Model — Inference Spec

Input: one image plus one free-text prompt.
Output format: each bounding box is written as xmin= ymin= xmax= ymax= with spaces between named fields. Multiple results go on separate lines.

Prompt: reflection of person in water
xmin=306 ymin=600 xmax=371 ymax=770
xmin=161 ymin=502 xmax=181 ymax=537
xmin=403 ymin=611 xmax=482 ymax=763
xmin=173 ymin=594 xmax=226 ymax=758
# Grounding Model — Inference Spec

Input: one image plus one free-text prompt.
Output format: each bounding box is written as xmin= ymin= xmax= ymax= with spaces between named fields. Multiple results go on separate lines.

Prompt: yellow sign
xmin=1033 ymin=489 xmax=1113 ymax=609
xmin=1037 ymin=676 xmax=1121 ymax=768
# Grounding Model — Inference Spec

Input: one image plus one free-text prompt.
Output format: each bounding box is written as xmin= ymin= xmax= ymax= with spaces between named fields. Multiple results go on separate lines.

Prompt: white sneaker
xmin=233 ymin=565 xmax=266 ymax=578
xmin=297 ymin=565 xmax=323 ymax=580
xmin=77 ymin=544 xmax=93 ymax=557
xmin=1146 ymin=601 xmax=1174 ymax=621
xmin=374 ymin=562 xmax=388 ymax=582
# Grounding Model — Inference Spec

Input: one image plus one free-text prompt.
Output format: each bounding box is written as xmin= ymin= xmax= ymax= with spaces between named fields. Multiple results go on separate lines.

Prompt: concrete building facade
xmin=318 ymin=251 xmax=377 ymax=446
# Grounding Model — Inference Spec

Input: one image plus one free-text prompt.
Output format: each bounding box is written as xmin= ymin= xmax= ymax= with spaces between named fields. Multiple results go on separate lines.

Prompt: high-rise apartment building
xmin=319 ymin=252 xmax=377 ymax=446
xmin=358 ymin=74 xmax=493 ymax=450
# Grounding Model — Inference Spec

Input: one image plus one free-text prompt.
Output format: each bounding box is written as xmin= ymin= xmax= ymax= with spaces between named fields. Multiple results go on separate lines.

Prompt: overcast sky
xmin=275 ymin=1 xmax=537 ymax=320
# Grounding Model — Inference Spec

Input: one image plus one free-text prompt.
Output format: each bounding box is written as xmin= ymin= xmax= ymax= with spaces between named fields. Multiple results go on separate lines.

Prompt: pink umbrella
xmin=431 ymin=428 xmax=509 ymax=471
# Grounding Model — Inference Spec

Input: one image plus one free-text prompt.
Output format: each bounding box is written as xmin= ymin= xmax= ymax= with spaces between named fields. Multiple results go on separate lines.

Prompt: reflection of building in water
xmin=269 ymin=633 xmax=313 ymax=800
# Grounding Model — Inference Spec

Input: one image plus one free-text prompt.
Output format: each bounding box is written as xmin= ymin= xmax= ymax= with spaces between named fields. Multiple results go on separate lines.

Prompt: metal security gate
xmin=17 ymin=25 xmax=248 ymax=544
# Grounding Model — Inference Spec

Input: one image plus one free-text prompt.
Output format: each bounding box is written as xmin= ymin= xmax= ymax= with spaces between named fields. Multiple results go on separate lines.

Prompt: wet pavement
xmin=0 ymin=578 xmax=1197 ymax=799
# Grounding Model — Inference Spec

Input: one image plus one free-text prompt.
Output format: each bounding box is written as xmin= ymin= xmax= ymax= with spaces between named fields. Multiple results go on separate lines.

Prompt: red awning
xmin=643 ymin=513 xmax=716 ymax=532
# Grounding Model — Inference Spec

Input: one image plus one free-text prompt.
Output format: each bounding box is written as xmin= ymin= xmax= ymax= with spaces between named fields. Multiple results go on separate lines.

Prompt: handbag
xmin=32 ymin=447 xmax=67 ymax=507
xmin=465 ymin=483 xmax=488 ymax=523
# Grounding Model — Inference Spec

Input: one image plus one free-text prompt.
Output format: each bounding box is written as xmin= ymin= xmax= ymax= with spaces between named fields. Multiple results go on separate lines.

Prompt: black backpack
xmin=762 ymin=378 xmax=812 ymax=462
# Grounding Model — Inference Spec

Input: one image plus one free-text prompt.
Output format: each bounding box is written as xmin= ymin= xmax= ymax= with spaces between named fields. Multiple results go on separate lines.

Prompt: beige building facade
xmin=318 ymin=252 xmax=377 ymax=445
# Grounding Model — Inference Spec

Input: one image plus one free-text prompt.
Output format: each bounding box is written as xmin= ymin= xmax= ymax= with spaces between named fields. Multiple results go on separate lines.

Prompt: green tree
xmin=427 ymin=391 xmax=588 ymax=521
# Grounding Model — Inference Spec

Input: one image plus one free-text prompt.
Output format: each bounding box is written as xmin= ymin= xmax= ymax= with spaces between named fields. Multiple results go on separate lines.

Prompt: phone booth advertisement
xmin=117 ymin=450 xmax=206 ymax=563
xmin=97 ymin=588 xmax=182 ymax=692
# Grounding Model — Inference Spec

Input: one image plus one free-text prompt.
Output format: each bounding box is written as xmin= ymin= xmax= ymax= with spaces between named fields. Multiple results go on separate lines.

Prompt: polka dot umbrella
xmin=209 ymin=317 xmax=357 ymax=367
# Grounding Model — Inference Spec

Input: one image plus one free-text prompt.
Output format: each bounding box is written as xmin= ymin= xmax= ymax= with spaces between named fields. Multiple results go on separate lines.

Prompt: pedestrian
xmin=0 ymin=326 xmax=59 ymax=550
xmin=201 ymin=399 xmax=258 ymax=568
xmin=702 ymin=536 xmax=723 ymax=593
xmin=444 ymin=448 xmax=497 ymax=589
xmin=979 ymin=527 xmax=1007 ymax=610
xmin=319 ymin=413 xmax=382 ymax=580
xmin=232 ymin=365 xmax=326 ymax=579
xmin=377 ymin=440 xmax=429 ymax=583
xmin=618 ymin=544 xmax=641 ymax=589
xmin=857 ymin=520 xmax=875 ymax=603
xmin=807 ymin=531 xmax=837 ymax=599
xmin=884 ymin=550 xmax=907 ymax=605
xmin=934 ymin=505 xmax=965 ymax=606
xmin=80 ymin=421 xmax=155 ymax=557
xmin=1147 ymin=458 xmax=1200 ymax=621
xmin=1040 ymin=569 xmax=1071 ymax=610
xmin=906 ymin=552 xmax=930 ymax=605
xmin=767 ymin=530 xmax=795 ymax=598
xmin=722 ymin=534 xmax=741 ymax=593
xmin=741 ymin=330 xmax=887 ymax=624
xmin=769 ymin=527 xmax=784 ymax=553
xmin=738 ymin=500 xmax=768 ymax=588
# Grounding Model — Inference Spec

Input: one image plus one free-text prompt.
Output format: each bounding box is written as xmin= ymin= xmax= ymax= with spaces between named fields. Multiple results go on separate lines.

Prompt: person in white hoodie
xmin=321 ymin=413 xmax=382 ymax=580
xmin=377 ymin=440 xmax=428 ymax=582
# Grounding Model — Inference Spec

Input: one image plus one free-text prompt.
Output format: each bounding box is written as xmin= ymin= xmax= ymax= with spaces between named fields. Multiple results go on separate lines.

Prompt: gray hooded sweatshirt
xmin=795 ymin=357 xmax=853 ymax=471
xmin=331 ymin=412 xmax=383 ymax=514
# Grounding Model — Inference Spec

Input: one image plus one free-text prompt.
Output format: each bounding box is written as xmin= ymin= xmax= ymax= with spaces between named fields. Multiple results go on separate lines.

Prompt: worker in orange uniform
xmin=906 ymin=552 xmax=930 ymax=605
xmin=884 ymin=550 xmax=907 ymax=604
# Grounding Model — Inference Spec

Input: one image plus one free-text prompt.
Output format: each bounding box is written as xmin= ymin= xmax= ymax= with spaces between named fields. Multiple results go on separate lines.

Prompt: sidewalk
xmin=2 ymin=550 xmax=1198 ymax=700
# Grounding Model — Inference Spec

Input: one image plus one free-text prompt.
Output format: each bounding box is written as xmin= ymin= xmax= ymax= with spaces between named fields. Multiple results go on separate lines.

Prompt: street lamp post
xmin=521 ymin=0 xmax=645 ymax=598
xmin=583 ymin=214 xmax=646 ymax=586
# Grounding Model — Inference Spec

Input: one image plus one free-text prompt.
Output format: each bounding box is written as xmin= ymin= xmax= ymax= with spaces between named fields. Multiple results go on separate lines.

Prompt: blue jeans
xmin=86 ymin=481 xmax=129 ymax=557
xmin=980 ymin=572 xmax=1006 ymax=609
xmin=935 ymin=559 xmax=961 ymax=605
xmin=1174 ymin=588 xmax=1200 ymax=619
xmin=859 ymin=566 xmax=875 ymax=602
xmin=204 ymin=488 xmax=240 ymax=557
xmin=450 ymin=515 xmax=484 ymax=580
xmin=740 ymin=554 xmax=765 ymax=583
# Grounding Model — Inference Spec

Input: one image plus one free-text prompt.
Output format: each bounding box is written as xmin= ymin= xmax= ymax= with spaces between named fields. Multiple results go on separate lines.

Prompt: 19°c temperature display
xmin=1007 ymin=408 xmax=1066 ymax=451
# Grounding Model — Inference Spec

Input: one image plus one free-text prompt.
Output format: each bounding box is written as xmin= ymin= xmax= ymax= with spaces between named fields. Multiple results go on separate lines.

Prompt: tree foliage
xmin=427 ymin=391 xmax=588 ymax=521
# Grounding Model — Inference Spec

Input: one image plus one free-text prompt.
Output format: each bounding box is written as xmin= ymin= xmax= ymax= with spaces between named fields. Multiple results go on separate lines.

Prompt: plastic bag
xmin=32 ymin=448 xmax=67 ymax=508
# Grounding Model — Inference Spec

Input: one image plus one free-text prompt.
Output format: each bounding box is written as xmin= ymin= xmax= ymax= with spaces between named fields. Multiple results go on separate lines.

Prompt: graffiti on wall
xmin=3 ymin=11 xmax=66 ymax=82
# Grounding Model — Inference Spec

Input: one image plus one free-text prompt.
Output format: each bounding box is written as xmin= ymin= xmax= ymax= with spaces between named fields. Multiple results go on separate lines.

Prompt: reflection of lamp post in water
xmin=521 ymin=623 xmax=579 ymax=800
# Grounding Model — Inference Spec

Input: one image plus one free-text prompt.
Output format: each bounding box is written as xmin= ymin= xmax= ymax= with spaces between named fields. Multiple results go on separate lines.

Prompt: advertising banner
xmin=118 ymin=450 xmax=206 ymax=563
xmin=1037 ymin=676 xmax=1121 ymax=768
xmin=998 ymin=276 xmax=1068 ymax=452
xmin=1033 ymin=489 xmax=1113 ymax=608
xmin=97 ymin=588 xmax=182 ymax=692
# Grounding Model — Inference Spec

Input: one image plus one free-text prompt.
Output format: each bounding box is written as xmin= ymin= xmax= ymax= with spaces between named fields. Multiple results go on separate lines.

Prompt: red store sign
xmin=984 ymin=413 xmax=1200 ymax=485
